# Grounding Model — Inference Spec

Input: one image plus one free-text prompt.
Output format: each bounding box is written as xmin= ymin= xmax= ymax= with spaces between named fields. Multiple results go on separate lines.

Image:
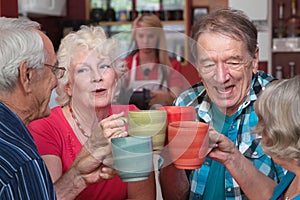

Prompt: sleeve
xmin=28 ymin=117 xmax=63 ymax=157
xmin=2 ymin=159 xmax=56 ymax=199
xmin=124 ymin=55 xmax=134 ymax=70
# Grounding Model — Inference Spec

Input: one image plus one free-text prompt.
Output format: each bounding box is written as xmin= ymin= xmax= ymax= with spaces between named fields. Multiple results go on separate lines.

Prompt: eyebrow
xmin=225 ymin=55 xmax=244 ymax=61
xmin=198 ymin=57 xmax=214 ymax=63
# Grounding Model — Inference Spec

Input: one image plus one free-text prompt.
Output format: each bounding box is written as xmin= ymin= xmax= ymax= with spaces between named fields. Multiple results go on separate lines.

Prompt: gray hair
xmin=254 ymin=75 xmax=300 ymax=164
xmin=0 ymin=17 xmax=45 ymax=92
xmin=55 ymin=25 xmax=126 ymax=106
xmin=190 ymin=8 xmax=258 ymax=63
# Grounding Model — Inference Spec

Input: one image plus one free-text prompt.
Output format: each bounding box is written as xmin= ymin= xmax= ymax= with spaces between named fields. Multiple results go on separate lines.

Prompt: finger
xmin=99 ymin=166 xmax=116 ymax=179
xmin=104 ymin=128 xmax=128 ymax=139
xmin=208 ymin=128 xmax=220 ymax=145
xmin=100 ymin=112 xmax=125 ymax=124
xmin=109 ymin=112 xmax=125 ymax=120
xmin=111 ymin=130 xmax=128 ymax=138
xmin=101 ymin=117 xmax=127 ymax=130
xmin=103 ymin=156 xmax=114 ymax=167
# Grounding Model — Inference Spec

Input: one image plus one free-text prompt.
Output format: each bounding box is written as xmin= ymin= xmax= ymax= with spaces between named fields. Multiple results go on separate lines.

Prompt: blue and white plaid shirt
xmin=174 ymin=71 xmax=285 ymax=200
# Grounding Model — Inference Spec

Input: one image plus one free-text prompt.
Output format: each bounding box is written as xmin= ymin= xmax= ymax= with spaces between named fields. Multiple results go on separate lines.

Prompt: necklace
xmin=143 ymin=68 xmax=151 ymax=78
xmin=69 ymin=106 xmax=90 ymax=138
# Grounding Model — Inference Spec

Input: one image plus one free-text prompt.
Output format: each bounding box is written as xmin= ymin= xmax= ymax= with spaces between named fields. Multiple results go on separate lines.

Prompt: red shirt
xmin=28 ymin=105 xmax=139 ymax=200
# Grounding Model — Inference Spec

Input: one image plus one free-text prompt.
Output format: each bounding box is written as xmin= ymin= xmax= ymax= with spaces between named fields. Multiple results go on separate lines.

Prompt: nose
xmin=92 ymin=69 xmax=104 ymax=82
xmin=143 ymin=37 xmax=150 ymax=45
xmin=214 ymin=62 xmax=229 ymax=83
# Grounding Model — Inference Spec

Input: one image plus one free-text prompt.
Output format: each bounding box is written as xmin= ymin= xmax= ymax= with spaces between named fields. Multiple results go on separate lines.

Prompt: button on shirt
xmin=174 ymin=71 xmax=286 ymax=200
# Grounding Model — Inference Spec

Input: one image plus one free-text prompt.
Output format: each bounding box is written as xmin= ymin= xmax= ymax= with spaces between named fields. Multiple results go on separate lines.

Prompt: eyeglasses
xmin=44 ymin=63 xmax=66 ymax=79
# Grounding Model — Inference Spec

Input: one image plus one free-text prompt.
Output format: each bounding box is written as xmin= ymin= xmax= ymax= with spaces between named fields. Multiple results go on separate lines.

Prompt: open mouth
xmin=216 ymin=85 xmax=234 ymax=95
xmin=93 ymin=88 xmax=106 ymax=94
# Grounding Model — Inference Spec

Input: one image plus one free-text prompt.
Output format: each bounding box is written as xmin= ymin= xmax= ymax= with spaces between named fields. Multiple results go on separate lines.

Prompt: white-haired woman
xmin=28 ymin=25 xmax=155 ymax=200
xmin=254 ymin=75 xmax=300 ymax=200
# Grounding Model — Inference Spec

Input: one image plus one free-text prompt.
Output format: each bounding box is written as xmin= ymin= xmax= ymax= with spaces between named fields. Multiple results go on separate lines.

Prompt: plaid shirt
xmin=174 ymin=71 xmax=285 ymax=200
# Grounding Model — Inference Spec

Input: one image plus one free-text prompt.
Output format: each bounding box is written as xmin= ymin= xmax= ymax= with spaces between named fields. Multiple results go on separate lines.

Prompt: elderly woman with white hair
xmin=254 ymin=75 xmax=300 ymax=200
xmin=28 ymin=25 xmax=155 ymax=200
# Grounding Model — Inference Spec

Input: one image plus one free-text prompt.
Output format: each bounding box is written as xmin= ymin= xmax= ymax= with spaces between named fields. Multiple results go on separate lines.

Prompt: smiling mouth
xmin=216 ymin=85 xmax=234 ymax=94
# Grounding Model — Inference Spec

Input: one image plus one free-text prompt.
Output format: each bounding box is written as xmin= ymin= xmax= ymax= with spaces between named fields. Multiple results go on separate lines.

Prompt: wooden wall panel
xmin=192 ymin=0 xmax=228 ymax=11
xmin=0 ymin=0 xmax=18 ymax=17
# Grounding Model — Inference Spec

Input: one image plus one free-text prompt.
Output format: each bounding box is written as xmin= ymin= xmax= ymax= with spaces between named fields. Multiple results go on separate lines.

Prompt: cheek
xmin=152 ymin=37 xmax=158 ymax=45
xmin=238 ymin=70 xmax=253 ymax=93
xmin=71 ymin=79 xmax=90 ymax=97
xmin=105 ymin=72 xmax=117 ymax=86
xmin=199 ymin=72 xmax=214 ymax=87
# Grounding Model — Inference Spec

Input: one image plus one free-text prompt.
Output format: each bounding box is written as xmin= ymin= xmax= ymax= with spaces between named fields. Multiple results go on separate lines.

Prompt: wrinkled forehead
xmin=71 ymin=49 xmax=112 ymax=64
xmin=196 ymin=32 xmax=248 ymax=61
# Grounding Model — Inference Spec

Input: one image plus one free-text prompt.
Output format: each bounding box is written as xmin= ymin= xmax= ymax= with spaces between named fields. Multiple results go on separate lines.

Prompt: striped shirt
xmin=174 ymin=71 xmax=286 ymax=200
xmin=0 ymin=102 xmax=56 ymax=199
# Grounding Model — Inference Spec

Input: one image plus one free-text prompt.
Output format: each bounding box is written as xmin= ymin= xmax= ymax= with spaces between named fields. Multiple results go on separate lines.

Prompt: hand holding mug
xmin=99 ymin=112 xmax=128 ymax=140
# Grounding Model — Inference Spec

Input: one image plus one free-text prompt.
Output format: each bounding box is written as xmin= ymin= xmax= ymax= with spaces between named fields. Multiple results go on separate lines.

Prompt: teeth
xmin=217 ymin=87 xmax=231 ymax=94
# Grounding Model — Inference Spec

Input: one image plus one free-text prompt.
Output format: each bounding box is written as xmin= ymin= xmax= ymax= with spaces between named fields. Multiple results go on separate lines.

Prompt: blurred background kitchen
xmin=2 ymin=0 xmax=299 ymax=84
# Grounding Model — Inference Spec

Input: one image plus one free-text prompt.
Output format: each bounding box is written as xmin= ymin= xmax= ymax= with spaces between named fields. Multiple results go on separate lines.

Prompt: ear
xmin=252 ymin=48 xmax=259 ymax=74
xmin=19 ymin=61 xmax=33 ymax=93
xmin=65 ymin=82 xmax=72 ymax=96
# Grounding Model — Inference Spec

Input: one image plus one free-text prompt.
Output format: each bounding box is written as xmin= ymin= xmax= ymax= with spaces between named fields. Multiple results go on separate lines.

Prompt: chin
xmin=94 ymin=101 xmax=111 ymax=108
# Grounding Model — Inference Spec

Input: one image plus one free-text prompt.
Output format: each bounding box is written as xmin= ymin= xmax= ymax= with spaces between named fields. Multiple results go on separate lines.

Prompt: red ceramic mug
xmin=167 ymin=121 xmax=209 ymax=169
xmin=157 ymin=106 xmax=196 ymax=144
xmin=157 ymin=106 xmax=196 ymax=124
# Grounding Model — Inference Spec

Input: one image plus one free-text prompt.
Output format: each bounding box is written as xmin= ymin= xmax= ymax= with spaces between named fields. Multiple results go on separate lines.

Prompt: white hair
xmin=0 ymin=17 xmax=46 ymax=92
xmin=55 ymin=25 xmax=126 ymax=106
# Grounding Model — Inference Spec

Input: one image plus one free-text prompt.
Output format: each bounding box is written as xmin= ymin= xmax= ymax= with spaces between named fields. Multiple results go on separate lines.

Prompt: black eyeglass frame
xmin=44 ymin=63 xmax=66 ymax=79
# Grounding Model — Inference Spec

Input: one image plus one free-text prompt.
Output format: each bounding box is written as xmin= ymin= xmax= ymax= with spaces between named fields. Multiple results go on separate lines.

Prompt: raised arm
xmin=208 ymin=129 xmax=278 ymax=200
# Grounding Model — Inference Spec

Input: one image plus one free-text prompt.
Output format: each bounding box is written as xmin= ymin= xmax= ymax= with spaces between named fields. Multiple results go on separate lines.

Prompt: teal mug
xmin=111 ymin=136 xmax=153 ymax=182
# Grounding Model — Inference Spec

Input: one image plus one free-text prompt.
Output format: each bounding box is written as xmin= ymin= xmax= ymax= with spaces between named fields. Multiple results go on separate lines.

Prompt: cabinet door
xmin=269 ymin=0 xmax=300 ymax=79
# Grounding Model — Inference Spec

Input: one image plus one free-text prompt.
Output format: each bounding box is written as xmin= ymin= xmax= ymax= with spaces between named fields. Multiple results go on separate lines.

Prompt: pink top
xmin=28 ymin=104 xmax=139 ymax=200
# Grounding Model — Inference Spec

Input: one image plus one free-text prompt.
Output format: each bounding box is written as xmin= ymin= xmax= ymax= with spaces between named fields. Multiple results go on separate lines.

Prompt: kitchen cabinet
xmin=0 ymin=0 xmax=18 ymax=17
xmin=268 ymin=0 xmax=300 ymax=78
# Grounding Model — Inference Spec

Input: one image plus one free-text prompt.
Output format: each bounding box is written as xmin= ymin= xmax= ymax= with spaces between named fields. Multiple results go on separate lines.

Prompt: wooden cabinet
xmin=0 ymin=0 xmax=18 ymax=17
xmin=268 ymin=0 xmax=300 ymax=78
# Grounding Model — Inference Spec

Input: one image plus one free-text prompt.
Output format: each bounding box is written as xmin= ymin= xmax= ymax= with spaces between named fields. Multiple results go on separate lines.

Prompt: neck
xmin=285 ymin=175 xmax=300 ymax=199
xmin=95 ymin=106 xmax=110 ymax=120
xmin=0 ymin=92 xmax=35 ymax=126
xmin=67 ymin=101 xmax=110 ymax=134
xmin=138 ymin=50 xmax=156 ymax=64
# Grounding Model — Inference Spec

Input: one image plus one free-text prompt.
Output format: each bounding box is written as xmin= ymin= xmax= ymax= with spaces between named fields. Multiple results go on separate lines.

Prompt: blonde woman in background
xmin=120 ymin=13 xmax=188 ymax=109
xmin=28 ymin=25 xmax=155 ymax=200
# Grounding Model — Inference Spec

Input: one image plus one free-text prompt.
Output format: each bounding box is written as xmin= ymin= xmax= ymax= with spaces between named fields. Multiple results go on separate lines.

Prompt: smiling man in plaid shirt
xmin=160 ymin=8 xmax=285 ymax=200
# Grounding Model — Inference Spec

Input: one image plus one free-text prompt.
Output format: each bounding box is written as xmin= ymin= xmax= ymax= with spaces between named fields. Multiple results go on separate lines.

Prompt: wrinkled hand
xmin=72 ymin=146 xmax=116 ymax=185
xmin=207 ymin=127 xmax=236 ymax=164
xmin=71 ymin=121 xmax=116 ymax=187
xmin=149 ymin=90 xmax=175 ymax=106
xmin=99 ymin=112 xmax=128 ymax=140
